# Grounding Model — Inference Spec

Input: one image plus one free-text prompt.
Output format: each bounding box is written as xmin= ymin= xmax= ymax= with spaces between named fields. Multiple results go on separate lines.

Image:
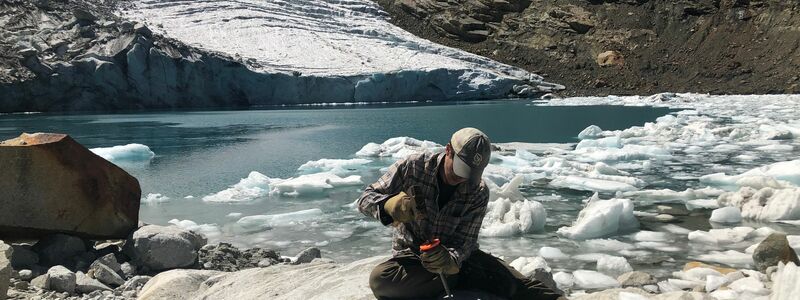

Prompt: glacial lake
xmin=6 ymin=99 xmax=798 ymax=277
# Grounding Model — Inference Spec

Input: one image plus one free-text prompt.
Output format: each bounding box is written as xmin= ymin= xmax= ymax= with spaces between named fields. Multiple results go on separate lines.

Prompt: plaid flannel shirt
xmin=357 ymin=151 xmax=489 ymax=266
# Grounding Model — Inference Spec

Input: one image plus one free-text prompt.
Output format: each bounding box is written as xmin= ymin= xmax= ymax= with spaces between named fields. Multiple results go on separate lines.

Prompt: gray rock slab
xmin=292 ymin=247 xmax=321 ymax=265
xmin=46 ymin=265 xmax=75 ymax=293
xmin=1 ymin=240 xmax=11 ymax=300
xmin=138 ymin=270 xmax=221 ymax=300
xmin=30 ymin=274 xmax=50 ymax=290
xmin=75 ymin=271 xmax=110 ymax=293
xmin=90 ymin=262 xmax=125 ymax=287
xmin=618 ymin=271 xmax=656 ymax=287
xmin=123 ymin=225 xmax=207 ymax=272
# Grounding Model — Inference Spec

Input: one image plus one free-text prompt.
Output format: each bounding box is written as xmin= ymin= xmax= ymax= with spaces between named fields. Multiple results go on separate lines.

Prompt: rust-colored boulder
xmin=0 ymin=133 xmax=140 ymax=239
xmin=597 ymin=50 xmax=624 ymax=67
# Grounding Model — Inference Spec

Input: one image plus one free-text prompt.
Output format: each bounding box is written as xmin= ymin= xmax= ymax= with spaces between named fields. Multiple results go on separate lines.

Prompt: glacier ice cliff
xmin=0 ymin=0 xmax=562 ymax=112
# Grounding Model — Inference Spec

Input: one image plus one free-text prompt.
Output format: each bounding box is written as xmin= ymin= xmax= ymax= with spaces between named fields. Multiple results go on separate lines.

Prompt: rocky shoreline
xmin=0 ymin=225 xmax=326 ymax=300
xmin=3 ymin=227 xmax=799 ymax=299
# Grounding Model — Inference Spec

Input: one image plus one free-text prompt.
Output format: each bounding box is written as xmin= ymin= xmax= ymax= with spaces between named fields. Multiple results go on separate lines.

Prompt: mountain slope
xmin=375 ymin=0 xmax=800 ymax=96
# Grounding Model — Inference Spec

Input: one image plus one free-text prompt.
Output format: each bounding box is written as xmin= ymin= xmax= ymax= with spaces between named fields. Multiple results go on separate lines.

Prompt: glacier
xmin=119 ymin=0 xmax=563 ymax=103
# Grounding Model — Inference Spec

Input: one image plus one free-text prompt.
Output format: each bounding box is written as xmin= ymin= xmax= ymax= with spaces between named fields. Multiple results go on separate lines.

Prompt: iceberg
xmin=717 ymin=187 xmax=800 ymax=221
xmin=297 ymin=158 xmax=372 ymax=175
xmin=203 ymin=171 xmax=273 ymax=203
xmin=355 ymin=137 xmax=442 ymax=158
xmin=481 ymin=197 xmax=546 ymax=237
xmin=90 ymin=143 xmax=155 ymax=164
xmin=271 ymin=172 xmax=362 ymax=196
xmin=557 ymin=194 xmax=639 ymax=240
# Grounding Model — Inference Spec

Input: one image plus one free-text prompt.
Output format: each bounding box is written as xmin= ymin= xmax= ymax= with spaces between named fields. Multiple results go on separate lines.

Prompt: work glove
xmin=420 ymin=243 xmax=460 ymax=275
xmin=383 ymin=191 xmax=415 ymax=223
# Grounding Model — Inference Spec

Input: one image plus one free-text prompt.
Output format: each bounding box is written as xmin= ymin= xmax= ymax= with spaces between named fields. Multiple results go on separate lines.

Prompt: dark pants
xmin=369 ymin=250 xmax=562 ymax=300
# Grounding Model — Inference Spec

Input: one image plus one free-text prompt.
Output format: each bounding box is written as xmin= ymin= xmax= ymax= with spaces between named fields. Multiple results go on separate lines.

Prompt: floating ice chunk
xmin=667 ymin=278 xmax=703 ymax=290
xmin=755 ymin=144 xmax=793 ymax=152
xmin=574 ymin=144 xmax=671 ymax=162
xmin=203 ymin=171 xmax=272 ymax=203
xmin=141 ymin=193 xmax=170 ymax=204
xmin=596 ymin=255 xmax=632 ymax=277
xmin=622 ymin=187 xmax=725 ymax=203
xmin=509 ymin=256 xmax=550 ymax=277
xmin=572 ymin=253 xmax=615 ymax=262
xmin=550 ymin=175 xmax=639 ymax=193
xmin=618 ymin=292 xmax=649 ymax=300
xmin=514 ymin=149 xmax=539 ymax=161
xmin=226 ymin=212 xmax=242 ymax=219
xmin=575 ymin=137 xmax=622 ymax=150
xmin=674 ymin=267 xmax=723 ymax=282
xmin=772 ymin=262 xmax=800 ymax=300
xmin=578 ymin=125 xmax=603 ymax=140
xmin=686 ymin=199 xmax=720 ymax=210
xmin=236 ymin=208 xmax=324 ymax=232
xmin=488 ymin=175 xmax=526 ymax=202
xmin=700 ymin=160 xmax=800 ymax=188
xmin=581 ymin=239 xmax=635 ymax=251
xmin=727 ymin=276 xmax=769 ymax=295
xmin=297 ymin=158 xmax=371 ymax=175
xmin=492 ymin=153 xmax=533 ymax=169
xmin=90 ymin=143 xmax=155 ymax=164
xmin=571 ymin=270 xmax=620 ymax=290
xmin=692 ymin=250 xmax=753 ymax=267
xmin=705 ymin=275 xmax=727 ymax=292
xmin=557 ymin=194 xmax=639 ymax=240
xmin=272 ymin=172 xmax=362 ymax=196
xmin=709 ymin=207 xmax=742 ymax=223
xmin=660 ymin=224 xmax=692 ymax=235
xmin=709 ymin=289 xmax=739 ymax=300
xmin=688 ymin=227 xmax=755 ymax=245
xmin=538 ymin=247 xmax=568 ymax=260
xmin=717 ymin=187 xmax=800 ymax=221
xmin=355 ymin=137 xmax=442 ymax=158
xmin=552 ymin=271 xmax=574 ymax=291
xmin=630 ymin=231 xmax=671 ymax=242
xmin=168 ymin=219 xmax=222 ymax=240
xmin=482 ymin=197 xmax=546 ymax=237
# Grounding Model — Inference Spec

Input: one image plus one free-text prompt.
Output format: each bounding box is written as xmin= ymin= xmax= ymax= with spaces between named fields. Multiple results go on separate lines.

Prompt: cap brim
xmin=452 ymin=155 xmax=471 ymax=179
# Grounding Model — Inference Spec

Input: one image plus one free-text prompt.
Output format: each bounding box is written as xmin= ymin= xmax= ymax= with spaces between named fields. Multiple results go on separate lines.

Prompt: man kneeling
xmin=357 ymin=128 xmax=563 ymax=300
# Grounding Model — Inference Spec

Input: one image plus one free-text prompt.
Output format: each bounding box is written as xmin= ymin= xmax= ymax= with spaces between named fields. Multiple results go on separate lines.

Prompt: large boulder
xmin=0 ymin=133 xmax=140 ymax=239
xmin=1 ymin=240 xmax=11 ymax=300
xmin=46 ymin=265 xmax=76 ymax=293
xmin=139 ymin=256 xmax=386 ymax=300
xmin=123 ymin=225 xmax=207 ymax=272
xmin=752 ymin=232 xmax=800 ymax=273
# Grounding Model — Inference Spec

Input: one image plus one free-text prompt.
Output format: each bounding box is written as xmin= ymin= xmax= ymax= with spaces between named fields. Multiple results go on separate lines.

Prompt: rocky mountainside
xmin=375 ymin=0 xmax=800 ymax=96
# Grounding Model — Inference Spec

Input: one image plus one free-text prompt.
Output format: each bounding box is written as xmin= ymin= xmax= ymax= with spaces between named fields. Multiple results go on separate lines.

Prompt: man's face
xmin=443 ymin=144 xmax=468 ymax=185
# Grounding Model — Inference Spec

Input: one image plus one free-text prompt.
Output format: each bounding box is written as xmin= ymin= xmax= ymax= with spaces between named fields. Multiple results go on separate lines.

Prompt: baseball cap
xmin=450 ymin=127 xmax=491 ymax=185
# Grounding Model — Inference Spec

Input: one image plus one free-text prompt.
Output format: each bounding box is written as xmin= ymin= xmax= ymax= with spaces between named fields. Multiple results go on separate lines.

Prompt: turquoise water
xmin=2 ymin=101 xmax=678 ymax=264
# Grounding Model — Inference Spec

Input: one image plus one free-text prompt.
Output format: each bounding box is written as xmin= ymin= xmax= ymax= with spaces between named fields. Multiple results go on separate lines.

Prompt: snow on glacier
xmin=121 ymin=0 xmax=563 ymax=102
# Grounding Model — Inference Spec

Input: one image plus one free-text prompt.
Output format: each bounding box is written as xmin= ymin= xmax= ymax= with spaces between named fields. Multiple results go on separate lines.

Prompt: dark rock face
xmin=0 ymin=133 xmax=140 ymax=239
xmin=198 ymin=243 xmax=282 ymax=272
xmin=752 ymin=233 xmax=800 ymax=273
xmin=376 ymin=0 xmax=800 ymax=96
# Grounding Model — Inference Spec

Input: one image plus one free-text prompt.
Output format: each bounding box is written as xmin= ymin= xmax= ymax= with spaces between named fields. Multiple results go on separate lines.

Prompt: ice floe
xmin=141 ymin=193 xmax=170 ymax=205
xmin=717 ymin=187 xmax=800 ymax=221
xmin=509 ymin=256 xmax=550 ymax=277
xmin=90 ymin=143 xmax=155 ymax=164
xmin=709 ymin=207 xmax=742 ymax=224
xmin=297 ymin=158 xmax=372 ymax=175
xmin=236 ymin=208 xmax=324 ymax=232
xmin=168 ymin=219 xmax=222 ymax=240
xmin=482 ymin=197 xmax=546 ymax=237
xmin=557 ymin=194 xmax=639 ymax=240
xmin=355 ymin=137 xmax=443 ymax=159
xmin=572 ymin=270 xmax=620 ymax=289
xmin=203 ymin=171 xmax=273 ymax=203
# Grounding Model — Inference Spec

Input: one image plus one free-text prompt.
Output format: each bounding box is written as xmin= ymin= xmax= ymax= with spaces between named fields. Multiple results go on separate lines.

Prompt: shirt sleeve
xmin=447 ymin=184 xmax=489 ymax=266
xmin=357 ymin=158 xmax=408 ymax=226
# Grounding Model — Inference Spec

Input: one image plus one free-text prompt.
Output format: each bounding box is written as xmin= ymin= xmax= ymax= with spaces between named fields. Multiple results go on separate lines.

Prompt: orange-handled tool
xmin=420 ymin=239 xmax=453 ymax=299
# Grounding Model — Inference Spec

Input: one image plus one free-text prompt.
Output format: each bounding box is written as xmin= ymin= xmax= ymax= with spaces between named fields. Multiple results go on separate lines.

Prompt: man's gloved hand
xmin=420 ymin=243 xmax=459 ymax=275
xmin=383 ymin=191 xmax=415 ymax=223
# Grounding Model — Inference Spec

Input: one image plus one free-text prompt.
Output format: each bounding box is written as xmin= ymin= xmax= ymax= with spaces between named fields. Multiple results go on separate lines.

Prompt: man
xmin=358 ymin=128 xmax=562 ymax=300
